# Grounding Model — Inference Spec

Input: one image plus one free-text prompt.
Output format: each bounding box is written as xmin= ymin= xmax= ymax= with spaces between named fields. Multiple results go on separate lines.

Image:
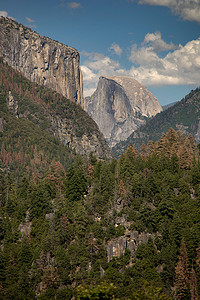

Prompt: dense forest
xmin=1 ymin=123 xmax=200 ymax=299
xmin=0 ymin=55 xmax=200 ymax=299
xmin=113 ymin=87 xmax=200 ymax=158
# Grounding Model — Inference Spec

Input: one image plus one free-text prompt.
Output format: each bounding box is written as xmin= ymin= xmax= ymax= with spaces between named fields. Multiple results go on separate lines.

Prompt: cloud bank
xmin=81 ymin=50 xmax=128 ymax=96
xmin=81 ymin=33 xmax=200 ymax=96
xmin=138 ymin=0 xmax=200 ymax=23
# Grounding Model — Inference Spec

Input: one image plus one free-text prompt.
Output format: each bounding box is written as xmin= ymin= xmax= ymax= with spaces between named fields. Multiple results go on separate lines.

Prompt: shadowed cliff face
xmin=5 ymin=88 xmax=112 ymax=159
xmin=1 ymin=57 xmax=112 ymax=159
xmin=0 ymin=17 xmax=84 ymax=107
xmin=84 ymin=76 xmax=162 ymax=147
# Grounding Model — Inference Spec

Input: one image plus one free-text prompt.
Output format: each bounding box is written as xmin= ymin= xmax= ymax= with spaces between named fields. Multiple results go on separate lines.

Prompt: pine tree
xmin=157 ymin=133 xmax=170 ymax=156
xmin=174 ymin=238 xmax=190 ymax=299
xmin=140 ymin=142 xmax=147 ymax=158
xmin=197 ymin=245 xmax=200 ymax=270
xmin=65 ymin=157 xmax=87 ymax=202
xmin=190 ymin=267 xmax=199 ymax=300
xmin=147 ymin=140 xmax=156 ymax=155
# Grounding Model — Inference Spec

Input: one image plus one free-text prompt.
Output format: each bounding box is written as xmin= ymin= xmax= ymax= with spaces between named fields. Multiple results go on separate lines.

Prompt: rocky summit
xmin=0 ymin=17 xmax=84 ymax=107
xmin=84 ymin=76 xmax=162 ymax=147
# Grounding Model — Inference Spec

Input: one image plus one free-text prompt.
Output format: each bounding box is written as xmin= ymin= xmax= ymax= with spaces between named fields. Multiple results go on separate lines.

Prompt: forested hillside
xmin=113 ymin=88 xmax=200 ymax=158
xmin=0 ymin=58 xmax=111 ymax=163
xmin=0 ymin=127 xmax=200 ymax=299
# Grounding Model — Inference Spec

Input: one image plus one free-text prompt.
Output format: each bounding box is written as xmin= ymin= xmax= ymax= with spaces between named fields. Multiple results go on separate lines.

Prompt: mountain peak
xmin=103 ymin=75 xmax=162 ymax=117
xmin=85 ymin=76 xmax=162 ymax=147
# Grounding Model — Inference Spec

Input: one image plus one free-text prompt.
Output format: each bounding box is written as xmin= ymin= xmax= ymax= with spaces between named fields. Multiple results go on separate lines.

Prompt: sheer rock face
xmin=85 ymin=76 xmax=162 ymax=147
xmin=0 ymin=17 xmax=84 ymax=107
xmin=50 ymin=114 xmax=112 ymax=158
xmin=106 ymin=230 xmax=155 ymax=262
xmin=5 ymin=89 xmax=112 ymax=159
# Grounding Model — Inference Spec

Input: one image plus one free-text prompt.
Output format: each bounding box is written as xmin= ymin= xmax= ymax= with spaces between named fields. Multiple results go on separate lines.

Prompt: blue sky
xmin=1 ymin=0 xmax=200 ymax=105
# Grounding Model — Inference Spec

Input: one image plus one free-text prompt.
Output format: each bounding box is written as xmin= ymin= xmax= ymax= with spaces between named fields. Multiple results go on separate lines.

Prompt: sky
xmin=0 ymin=0 xmax=200 ymax=105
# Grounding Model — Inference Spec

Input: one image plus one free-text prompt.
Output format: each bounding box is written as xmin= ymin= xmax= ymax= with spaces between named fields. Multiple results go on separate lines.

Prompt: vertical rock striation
xmin=0 ymin=17 xmax=84 ymax=107
xmin=85 ymin=76 xmax=162 ymax=147
xmin=106 ymin=230 xmax=155 ymax=262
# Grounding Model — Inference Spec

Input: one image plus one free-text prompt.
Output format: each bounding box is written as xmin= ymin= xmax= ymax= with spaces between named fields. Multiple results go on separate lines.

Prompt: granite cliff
xmin=106 ymin=230 xmax=155 ymax=262
xmin=0 ymin=17 xmax=84 ymax=107
xmin=1 ymin=58 xmax=111 ymax=159
xmin=85 ymin=76 xmax=162 ymax=147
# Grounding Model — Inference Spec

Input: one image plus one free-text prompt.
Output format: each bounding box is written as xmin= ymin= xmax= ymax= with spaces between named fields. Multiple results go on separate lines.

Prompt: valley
xmin=0 ymin=16 xmax=200 ymax=299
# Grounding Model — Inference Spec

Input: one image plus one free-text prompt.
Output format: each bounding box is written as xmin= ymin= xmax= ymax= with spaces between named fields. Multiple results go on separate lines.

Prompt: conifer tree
xmin=147 ymin=140 xmax=155 ymax=155
xmin=196 ymin=245 xmax=200 ymax=270
xmin=65 ymin=157 xmax=87 ymax=202
xmin=190 ymin=267 xmax=199 ymax=300
xmin=174 ymin=238 xmax=189 ymax=299
xmin=157 ymin=133 xmax=170 ymax=156
xmin=140 ymin=142 xmax=147 ymax=158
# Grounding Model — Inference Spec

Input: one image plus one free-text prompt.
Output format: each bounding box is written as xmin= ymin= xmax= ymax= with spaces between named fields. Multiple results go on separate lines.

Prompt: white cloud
xmin=130 ymin=44 xmax=160 ymax=65
xmin=25 ymin=16 xmax=36 ymax=29
xmin=68 ymin=2 xmax=81 ymax=8
xmin=83 ymin=87 xmax=96 ymax=97
xmin=109 ymin=43 xmax=123 ymax=55
xmin=0 ymin=11 xmax=9 ymax=17
xmin=26 ymin=17 xmax=35 ymax=23
xmin=81 ymin=65 xmax=97 ymax=83
xmin=87 ymin=56 xmax=120 ymax=71
xmin=0 ymin=11 xmax=15 ymax=19
xmin=143 ymin=31 xmax=177 ymax=52
xmin=129 ymin=32 xmax=178 ymax=65
xmin=129 ymin=37 xmax=200 ymax=86
xmin=82 ymin=51 xmax=121 ymax=73
xmin=81 ymin=52 xmax=128 ymax=96
xmin=81 ymin=33 xmax=200 ymax=97
xmin=138 ymin=0 xmax=200 ymax=23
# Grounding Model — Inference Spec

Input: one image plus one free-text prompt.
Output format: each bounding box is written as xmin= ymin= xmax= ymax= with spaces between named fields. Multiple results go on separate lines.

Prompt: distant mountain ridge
xmin=162 ymin=101 xmax=177 ymax=111
xmin=113 ymin=87 xmax=200 ymax=157
xmin=85 ymin=76 xmax=162 ymax=147
xmin=0 ymin=16 xmax=84 ymax=107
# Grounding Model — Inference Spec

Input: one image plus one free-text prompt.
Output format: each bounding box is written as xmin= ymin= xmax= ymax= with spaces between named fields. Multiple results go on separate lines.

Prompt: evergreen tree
xmin=190 ymin=267 xmax=199 ymax=300
xmin=65 ymin=157 xmax=87 ymax=202
xmin=174 ymin=238 xmax=190 ymax=299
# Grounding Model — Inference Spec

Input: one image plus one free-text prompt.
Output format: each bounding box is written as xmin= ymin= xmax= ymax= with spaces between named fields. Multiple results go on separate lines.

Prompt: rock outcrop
xmin=85 ymin=76 xmax=162 ymax=147
xmin=0 ymin=17 xmax=84 ymax=107
xmin=0 ymin=55 xmax=111 ymax=159
xmin=4 ymin=88 xmax=111 ymax=159
xmin=106 ymin=230 xmax=155 ymax=262
xmin=7 ymin=91 xmax=19 ymax=116
xmin=49 ymin=112 xmax=112 ymax=158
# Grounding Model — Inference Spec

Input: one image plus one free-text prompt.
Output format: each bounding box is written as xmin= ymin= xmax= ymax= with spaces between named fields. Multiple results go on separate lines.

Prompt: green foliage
xmin=29 ymin=182 xmax=52 ymax=220
xmin=0 ymin=57 xmax=109 ymax=181
xmin=77 ymin=282 xmax=116 ymax=299
xmin=131 ymin=281 xmax=172 ymax=300
xmin=65 ymin=157 xmax=87 ymax=202
xmin=0 ymin=89 xmax=200 ymax=300
xmin=113 ymin=88 xmax=200 ymax=157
